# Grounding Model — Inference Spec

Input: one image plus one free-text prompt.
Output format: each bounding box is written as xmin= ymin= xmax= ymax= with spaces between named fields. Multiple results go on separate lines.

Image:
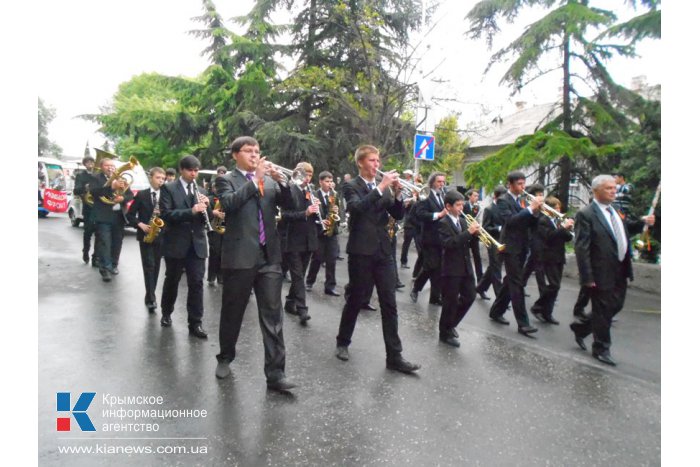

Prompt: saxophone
xmin=387 ymin=215 xmax=397 ymax=240
xmin=324 ymin=190 xmax=340 ymax=237
xmin=210 ymin=199 xmax=226 ymax=234
xmin=143 ymin=200 xmax=165 ymax=244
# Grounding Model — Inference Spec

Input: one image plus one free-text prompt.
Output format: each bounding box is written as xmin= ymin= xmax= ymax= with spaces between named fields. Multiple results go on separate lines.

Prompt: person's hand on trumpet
xmin=467 ymin=218 xmax=481 ymax=235
xmin=378 ymin=169 xmax=398 ymax=193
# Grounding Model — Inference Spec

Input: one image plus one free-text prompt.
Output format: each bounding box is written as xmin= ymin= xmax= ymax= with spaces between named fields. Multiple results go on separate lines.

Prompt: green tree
xmin=38 ymin=98 xmax=63 ymax=158
xmin=465 ymin=0 xmax=660 ymax=210
xmin=431 ymin=115 xmax=469 ymax=181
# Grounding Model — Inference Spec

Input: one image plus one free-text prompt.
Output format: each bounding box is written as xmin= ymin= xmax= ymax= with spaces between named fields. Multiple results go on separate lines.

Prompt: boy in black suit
xmin=438 ymin=191 xmax=481 ymax=347
xmin=158 ymin=155 xmax=211 ymax=339
xmin=475 ymin=185 xmax=506 ymax=299
xmin=127 ymin=167 xmax=166 ymax=313
xmin=530 ymin=196 xmax=574 ymax=325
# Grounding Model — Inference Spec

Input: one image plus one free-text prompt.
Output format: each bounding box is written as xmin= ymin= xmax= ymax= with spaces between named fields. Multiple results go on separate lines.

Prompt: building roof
xmin=469 ymin=102 xmax=561 ymax=149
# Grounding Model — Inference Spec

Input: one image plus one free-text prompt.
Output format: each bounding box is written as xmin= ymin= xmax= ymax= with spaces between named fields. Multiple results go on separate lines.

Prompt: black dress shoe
xmin=440 ymin=335 xmax=461 ymax=347
xmin=396 ymin=282 xmax=405 ymax=289
xmin=82 ymin=251 xmax=89 ymax=264
xmin=189 ymin=324 xmax=208 ymax=339
xmin=362 ymin=303 xmax=377 ymax=312
xmin=100 ymin=269 xmax=112 ymax=282
xmin=574 ymin=335 xmax=587 ymax=351
xmin=109 ymin=267 xmax=119 ymax=275
xmin=428 ymin=298 xmax=442 ymax=306
xmin=160 ymin=315 xmax=172 ymax=327
xmin=532 ymin=311 xmax=546 ymax=323
xmin=386 ymin=356 xmax=421 ymax=374
xmin=518 ymin=326 xmax=538 ymax=337
xmin=298 ymin=311 xmax=311 ymax=325
xmin=593 ymin=352 xmax=616 ymax=366
xmin=409 ymin=290 xmax=418 ymax=303
xmin=146 ymin=302 xmax=157 ymax=313
xmin=544 ymin=316 xmax=560 ymax=325
xmin=284 ymin=304 xmax=298 ymax=316
xmin=489 ymin=315 xmax=509 ymax=325
xmin=91 ymin=256 xmax=100 ymax=268
xmin=324 ymin=289 xmax=341 ymax=296
xmin=450 ymin=328 xmax=459 ymax=338
xmin=267 ymin=378 xmax=297 ymax=392
xmin=477 ymin=291 xmax=490 ymax=300
xmin=335 ymin=346 xmax=349 ymax=361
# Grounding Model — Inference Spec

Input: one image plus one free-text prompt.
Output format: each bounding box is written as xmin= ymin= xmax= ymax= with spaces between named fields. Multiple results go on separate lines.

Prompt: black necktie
xmin=151 ymin=191 xmax=157 ymax=206
xmin=187 ymin=183 xmax=195 ymax=205
xmin=437 ymin=193 xmax=444 ymax=209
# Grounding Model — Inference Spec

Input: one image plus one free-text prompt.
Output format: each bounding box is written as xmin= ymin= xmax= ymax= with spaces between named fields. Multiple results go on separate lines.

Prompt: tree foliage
xmin=38 ymin=98 xmax=63 ymax=158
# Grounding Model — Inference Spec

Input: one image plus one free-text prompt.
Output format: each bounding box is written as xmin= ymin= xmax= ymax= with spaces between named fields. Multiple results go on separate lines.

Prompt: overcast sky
xmin=38 ymin=0 xmax=662 ymax=159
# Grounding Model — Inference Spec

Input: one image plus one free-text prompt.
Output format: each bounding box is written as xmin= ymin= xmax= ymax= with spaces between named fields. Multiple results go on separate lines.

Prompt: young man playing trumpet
xmin=335 ymin=145 xmax=420 ymax=374
xmin=437 ymin=191 xmax=481 ymax=347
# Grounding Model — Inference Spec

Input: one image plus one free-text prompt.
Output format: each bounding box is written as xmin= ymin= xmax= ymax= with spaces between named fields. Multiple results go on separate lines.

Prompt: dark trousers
xmin=284 ymin=250 xmax=313 ymax=312
xmin=490 ymin=252 xmax=531 ymax=328
xmin=570 ymin=267 xmax=628 ymax=354
xmin=530 ymin=262 xmax=563 ymax=318
xmin=412 ymin=249 xmax=423 ymax=279
xmin=440 ymin=275 xmax=476 ymax=336
xmin=337 ymin=252 xmax=403 ymax=358
xmin=139 ymin=240 xmax=162 ymax=305
xmin=217 ymin=248 xmax=286 ymax=383
xmin=573 ymin=286 xmax=591 ymax=316
xmin=95 ymin=217 xmax=125 ymax=271
xmin=468 ymin=238 xmax=484 ymax=281
xmin=476 ymin=245 xmax=503 ymax=295
xmin=400 ymin=228 xmax=417 ymax=265
xmin=82 ymin=207 xmax=96 ymax=256
xmin=160 ymin=245 xmax=205 ymax=326
xmin=306 ymin=235 xmax=339 ymax=291
xmin=207 ymin=231 xmax=223 ymax=282
xmin=412 ymin=244 xmax=442 ymax=301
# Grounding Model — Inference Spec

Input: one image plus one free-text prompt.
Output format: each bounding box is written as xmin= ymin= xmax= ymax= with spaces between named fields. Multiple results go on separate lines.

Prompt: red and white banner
xmin=42 ymin=189 xmax=69 ymax=213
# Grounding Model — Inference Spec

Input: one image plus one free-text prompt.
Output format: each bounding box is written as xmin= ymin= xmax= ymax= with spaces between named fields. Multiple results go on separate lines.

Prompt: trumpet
xmin=460 ymin=212 xmax=506 ymax=252
xmin=100 ymin=156 xmax=139 ymax=205
xmin=265 ymin=162 xmax=307 ymax=186
xmin=376 ymin=170 xmax=431 ymax=201
xmin=524 ymin=192 xmax=565 ymax=220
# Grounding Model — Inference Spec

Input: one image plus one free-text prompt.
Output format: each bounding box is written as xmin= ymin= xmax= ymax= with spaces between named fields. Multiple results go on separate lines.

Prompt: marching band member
xmin=305 ymin=171 xmax=341 ymax=296
xmin=438 ymin=190 xmax=481 ymax=347
xmin=89 ymin=157 xmax=134 ymax=283
xmin=488 ymin=171 xmax=542 ymax=337
xmin=529 ymin=196 xmax=574 ymax=325
xmin=127 ymin=167 xmax=166 ymax=313
xmin=410 ymin=172 xmax=448 ymax=306
xmin=570 ymin=175 xmax=654 ymax=365
xmin=214 ymin=136 xmax=297 ymax=392
xmin=335 ymin=144 xmax=420 ymax=374
xmin=158 ymin=156 xmax=211 ymax=339
xmin=73 ymin=154 xmax=100 ymax=266
xmin=281 ymin=162 xmax=319 ymax=325
xmin=165 ymin=168 xmax=177 ymax=183
xmin=475 ymin=185 xmax=506 ymax=299
xmin=465 ymin=189 xmax=484 ymax=282
xmin=206 ymin=166 xmax=228 ymax=286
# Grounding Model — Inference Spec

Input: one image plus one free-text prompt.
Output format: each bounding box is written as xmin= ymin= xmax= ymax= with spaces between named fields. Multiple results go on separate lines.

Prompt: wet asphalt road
xmin=38 ymin=213 xmax=660 ymax=466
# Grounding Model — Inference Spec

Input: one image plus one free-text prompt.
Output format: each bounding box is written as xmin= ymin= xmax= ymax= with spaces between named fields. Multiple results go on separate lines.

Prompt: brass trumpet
xmin=100 ymin=156 xmax=140 ymax=205
xmin=524 ymin=192 xmax=565 ymax=219
xmin=265 ymin=162 xmax=307 ymax=186
xmin=376 ymin=170 xmax=431 ymax=201
xmin=460 ymin=212 xmax=506 ymax=252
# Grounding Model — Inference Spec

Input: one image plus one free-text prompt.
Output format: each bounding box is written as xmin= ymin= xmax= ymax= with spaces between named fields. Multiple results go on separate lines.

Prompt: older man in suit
xmin=335 ymin=144 xmax=420 ymax=374
xmin=214 ymin=136 xmax=296 ymax=392
xmin=570 ymin=174 xmax=654 ymax=365
xmin=488 ymin=171 xmax=542 ymax=337
xmin=159 ymin=156 xmax=211 ymax=339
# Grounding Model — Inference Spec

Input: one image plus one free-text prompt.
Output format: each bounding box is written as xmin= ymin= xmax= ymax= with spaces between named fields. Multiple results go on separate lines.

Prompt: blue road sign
xmin=414 ymin=134 xmax=435 ymax=161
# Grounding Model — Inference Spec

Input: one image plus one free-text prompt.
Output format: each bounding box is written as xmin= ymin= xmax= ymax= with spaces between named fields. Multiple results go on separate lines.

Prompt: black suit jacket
xmin=159 ymin=180 xmax=210 ymax=259
xmin=415 ymin=192 xmax=444 ymax=247
xmin=496 ymin=193 xmax=537 ymax=256
xmin=215 ymin=169 xmax=293 ymax=269
xmin=481 ymin=203 xmax=503 ymax=240
xmin=126 ymin=188 xmax=159 ymax=242
xmin=532 ymin=215 xmax=573 ymax=264
xmin=574 ymin=202 xmax=644 ymax=290
xmin=343 ymin=176 xmax=404 ymax=256
xmin=281 ymin=185 xmax=320 ymax=252
xmin=89 ymin=173 xmax=134 ymax=224
xmin=439 ymin=216 xmax=476 ymax=278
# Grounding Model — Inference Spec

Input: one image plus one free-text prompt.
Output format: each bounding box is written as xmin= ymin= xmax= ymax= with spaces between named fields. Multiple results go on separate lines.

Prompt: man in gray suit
xmin=214 ymin=136 xmax=297 ymax=392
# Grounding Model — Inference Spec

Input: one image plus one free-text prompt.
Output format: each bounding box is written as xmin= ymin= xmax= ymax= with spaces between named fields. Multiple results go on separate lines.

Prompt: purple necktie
xmin=246 ymin=173 xmax=266 ymax=245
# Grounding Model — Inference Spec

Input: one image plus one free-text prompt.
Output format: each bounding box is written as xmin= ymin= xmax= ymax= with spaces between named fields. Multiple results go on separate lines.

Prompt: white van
xmin=38 ymin=157 xmax=71 ymax=217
